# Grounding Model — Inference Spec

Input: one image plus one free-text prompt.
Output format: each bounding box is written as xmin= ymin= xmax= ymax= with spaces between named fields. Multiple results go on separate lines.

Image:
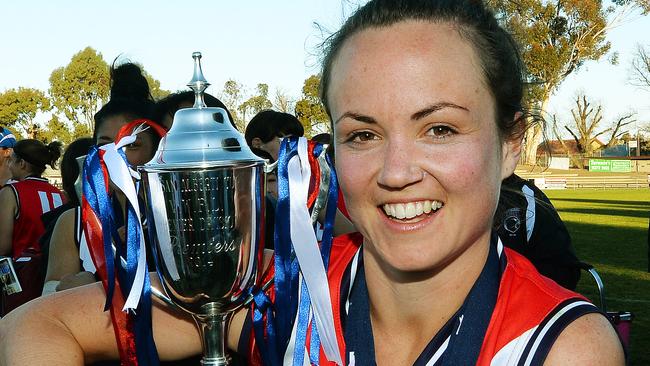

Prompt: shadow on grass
xmin=551 ymin=197 xmax=650 ymax=208
xmin=557 ymin=207 xmax=650 ymax=220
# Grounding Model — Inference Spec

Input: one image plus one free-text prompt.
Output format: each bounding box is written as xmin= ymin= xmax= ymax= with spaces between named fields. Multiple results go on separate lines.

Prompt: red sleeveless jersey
xmin=243 ymin=233 xmax=598 ymax=365
xmin=8 ymin=177 xmax=65 ymax=258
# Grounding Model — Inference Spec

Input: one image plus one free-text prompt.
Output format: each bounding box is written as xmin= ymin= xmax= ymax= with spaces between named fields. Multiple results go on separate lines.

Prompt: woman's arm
xmin=1 ymin=276 xmax=203 ymax=365
xmin=0 ymin=187 xmax=17 ymax=257
xmin=43 ymin=209 xmax=80 ymax=283
xmin=1 ymin=250 xmax=274 ymax=365
xmin=544 ymin=312 xmax=624 ymax=365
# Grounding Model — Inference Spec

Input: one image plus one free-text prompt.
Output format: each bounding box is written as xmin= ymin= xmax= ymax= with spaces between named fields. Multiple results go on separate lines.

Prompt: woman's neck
xmin=363 ymin=233 xmax=491 ymax=365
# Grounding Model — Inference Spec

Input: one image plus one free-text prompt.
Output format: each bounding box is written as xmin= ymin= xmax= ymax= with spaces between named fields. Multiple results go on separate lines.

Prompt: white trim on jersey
xmin=38 ymin=191 xmax=51 ymax=213
xmin=345 ymin=248 xmax=362 ymax=315
xmin=426 ymin=336 xmax=451 ymax=366
xmin=490 ymin=327 xmax=537 ymax=365
xmin=522 ymin=300 xmax=593 ymax=366
xmin=52 ymin=192 xmax=63 ymax=209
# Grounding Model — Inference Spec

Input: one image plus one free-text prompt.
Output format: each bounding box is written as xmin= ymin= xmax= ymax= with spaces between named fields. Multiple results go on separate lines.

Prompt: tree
xmin=49 ymin=47 xmax=110 ymax=131
xmin=0 ymin=87 xmax=50 ymax=138
xmin=238 ymin=83 xmax=273 ymax=124
xmin=486 ymin=0 xmax=643 ymax=164
xmin=41 ymin=115 xmax=73 ymax=145
xmin=294 ymin=75 xmax=329 ymax=137
xmin=273 ymin=88 xmax=294 ymax=114
xmin=219 ymin=79 xmax=245 ymax=130
xmin=144 ymin=71 xmax=170 ymax=101
xmin=630 ymin=44 xmax=650 ymax=90
xmin=564 ymin=94 xmax=634 ymax=157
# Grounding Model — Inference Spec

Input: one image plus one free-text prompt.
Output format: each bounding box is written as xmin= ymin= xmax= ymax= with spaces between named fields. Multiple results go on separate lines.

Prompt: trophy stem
xmin=194 ymin=312 xmax=231 ymax=366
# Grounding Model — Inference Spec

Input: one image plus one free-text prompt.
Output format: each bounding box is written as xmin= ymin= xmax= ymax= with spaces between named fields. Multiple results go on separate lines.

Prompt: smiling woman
xmin=0 ymin=1 xmax=626 ymax=365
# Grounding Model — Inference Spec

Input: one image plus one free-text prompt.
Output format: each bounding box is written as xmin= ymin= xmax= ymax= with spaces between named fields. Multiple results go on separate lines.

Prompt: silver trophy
xmin=141 ymin=52 xmax=265 ymax=365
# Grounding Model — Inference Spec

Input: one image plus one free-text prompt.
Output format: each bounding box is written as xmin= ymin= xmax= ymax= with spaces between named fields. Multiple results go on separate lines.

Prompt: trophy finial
xmin=188 ymin=51 xmax=210 ymax=108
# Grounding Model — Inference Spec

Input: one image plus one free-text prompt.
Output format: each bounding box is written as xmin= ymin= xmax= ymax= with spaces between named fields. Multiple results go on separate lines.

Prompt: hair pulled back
xmin=13 ymin=139 xmax=63 ymax=176
xmin=60 ymin=137 xmax=94 ymax=205
xmin=320 ymin=0 xmax=527 ymax=140
xmin=153 ymin=91 xmax=237 ymax=130
xmin=93 ymin=61 xmax=156 ymax=140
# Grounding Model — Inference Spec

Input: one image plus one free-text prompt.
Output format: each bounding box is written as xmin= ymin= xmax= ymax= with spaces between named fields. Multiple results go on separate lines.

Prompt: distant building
xmin=536 ymin=139 xmax=606 ymax=157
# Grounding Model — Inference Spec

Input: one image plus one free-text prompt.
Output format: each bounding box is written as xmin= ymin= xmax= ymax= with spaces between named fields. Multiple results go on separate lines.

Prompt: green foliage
xmin=49 ymin=47 xmax=110 ymax=131
xmin=220 ymin=79 xmax=246 ymax=130
xmin=41 ymin=115 xmax=73 ymax=144
xmin=0 ymin=87 xmax=50 ymax=138
xmin=239 ymin=83 xmax=273 ymax=123
xmin=487 ymin=0 xmax=611 ymax=105
xmin=294 ymin=75 xmax=329 ymax=137
xmin=144 ymin=71 xmax=170 ymax=101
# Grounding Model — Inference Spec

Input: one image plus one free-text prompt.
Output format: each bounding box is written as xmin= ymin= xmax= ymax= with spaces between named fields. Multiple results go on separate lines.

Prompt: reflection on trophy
xmin=141 ymin=52 xmax=265 ymax=365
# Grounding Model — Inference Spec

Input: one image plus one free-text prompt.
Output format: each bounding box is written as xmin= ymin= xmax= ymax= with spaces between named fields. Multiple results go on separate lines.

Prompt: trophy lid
xmin=144 ymin=52 xmax=262 ymax=170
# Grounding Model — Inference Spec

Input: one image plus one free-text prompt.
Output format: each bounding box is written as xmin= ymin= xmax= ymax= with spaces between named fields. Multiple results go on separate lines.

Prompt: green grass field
xmin=544 ymin=189 xmax=650 ymax=365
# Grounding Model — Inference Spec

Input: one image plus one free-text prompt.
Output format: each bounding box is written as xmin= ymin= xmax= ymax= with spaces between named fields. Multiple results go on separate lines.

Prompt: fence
xmin=520 ymin=175 xmax=649 ymax=190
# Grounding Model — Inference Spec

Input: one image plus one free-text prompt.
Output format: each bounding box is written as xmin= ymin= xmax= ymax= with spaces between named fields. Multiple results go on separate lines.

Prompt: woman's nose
xmin=377 ymin=140 xmax=424 ymax=189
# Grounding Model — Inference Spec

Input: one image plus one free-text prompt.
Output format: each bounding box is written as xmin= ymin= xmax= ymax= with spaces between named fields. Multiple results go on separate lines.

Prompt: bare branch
xmin=630 ymin=44 xmax=650 ymax=90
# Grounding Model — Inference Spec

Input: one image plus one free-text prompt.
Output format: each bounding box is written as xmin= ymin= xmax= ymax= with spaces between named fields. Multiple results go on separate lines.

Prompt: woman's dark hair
xmin=60 ymin=137 xmax=94 ymax=205
xmin=93 ymin=62 xmax=156 ymax=141
xmin=153 ymin=91 xmax=238 ymax=130
xmin=13 ymin=139 xmax=63 ymax=176
xmin=244 ymin=110 xmax=305 ymax=147
xmin=320 ymin=0 xmax=527 ymax=140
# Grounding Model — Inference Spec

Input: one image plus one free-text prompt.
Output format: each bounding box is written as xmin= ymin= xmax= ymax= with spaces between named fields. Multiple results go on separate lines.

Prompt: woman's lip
xmin=377 ymin=205 xmax=441 ymax=232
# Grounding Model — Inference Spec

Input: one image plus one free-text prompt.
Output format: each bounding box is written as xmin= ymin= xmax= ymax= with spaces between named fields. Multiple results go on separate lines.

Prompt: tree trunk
xmin=522 ymin=96 xmax=550 ymax=165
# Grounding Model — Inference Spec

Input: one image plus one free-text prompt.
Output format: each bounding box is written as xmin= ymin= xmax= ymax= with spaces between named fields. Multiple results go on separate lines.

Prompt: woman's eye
xmin=348 ymin=131 xmax=377 ymax=143
xmin=428 ymin=125 xmax=455 ymax=139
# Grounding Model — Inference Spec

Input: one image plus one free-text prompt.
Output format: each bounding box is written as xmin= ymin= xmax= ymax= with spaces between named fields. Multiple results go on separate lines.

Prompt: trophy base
xmin=200 ymin=354 xmax=231 ymax=366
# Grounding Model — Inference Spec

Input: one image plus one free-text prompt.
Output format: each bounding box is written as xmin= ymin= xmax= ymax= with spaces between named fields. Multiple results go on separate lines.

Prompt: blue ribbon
xmin=83 ymin=146 xmax=117 ymax=310
xmin=273 ymin=137 xmax=301 ymax=354
xmin=249 ymin=138 xmax=340 ymax=365
xmin=82 ymin=145 xmax=159 ymax=365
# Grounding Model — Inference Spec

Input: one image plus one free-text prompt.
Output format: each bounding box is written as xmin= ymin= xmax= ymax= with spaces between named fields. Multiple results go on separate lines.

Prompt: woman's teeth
xmin=382 ymin=200 xmax=443 ymax=219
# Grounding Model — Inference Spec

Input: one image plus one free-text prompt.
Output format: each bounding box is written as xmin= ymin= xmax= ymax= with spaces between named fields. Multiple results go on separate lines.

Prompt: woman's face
xmin=96 ymin=114 xmax=156 ymax=166
xmin=329 ymin=21 xmax=520 ymax=274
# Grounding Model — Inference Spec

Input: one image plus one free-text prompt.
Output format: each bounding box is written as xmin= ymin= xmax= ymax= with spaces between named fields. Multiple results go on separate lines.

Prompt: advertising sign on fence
xmin=589 ymin=159 xmax=632 ymax=173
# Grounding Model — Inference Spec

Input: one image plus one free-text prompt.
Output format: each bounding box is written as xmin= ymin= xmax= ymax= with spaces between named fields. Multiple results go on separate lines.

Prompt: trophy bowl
xmin=141 ymin=52 xmax=265 ymax=365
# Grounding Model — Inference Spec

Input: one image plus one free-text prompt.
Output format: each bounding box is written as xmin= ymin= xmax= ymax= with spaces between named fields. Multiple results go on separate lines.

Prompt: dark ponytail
xmin=93 ymin=61 xmax=156 ymax=141
xmin=13 ymin=139 xmax=63 ymax=176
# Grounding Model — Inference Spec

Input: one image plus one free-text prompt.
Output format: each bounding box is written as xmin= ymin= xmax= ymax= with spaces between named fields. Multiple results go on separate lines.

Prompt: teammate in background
xmin=0 ymin=139 xmax=64 ymax=314
xmin=42 ymin=62 xmax=164 ymax=294
xmin=0 ymin=127 xmax=17 ymax=188
xmin=244 ymin=110 xmax=304 ymax=160
xmin=153 ymin=90 xmax=237 ymax=130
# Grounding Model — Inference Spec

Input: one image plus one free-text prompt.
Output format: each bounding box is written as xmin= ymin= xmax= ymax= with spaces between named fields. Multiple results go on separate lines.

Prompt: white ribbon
xmin=100 ymin=132 xmax=148 ymax=312
xmin=288 ymin=137 xmax=343 ymax=365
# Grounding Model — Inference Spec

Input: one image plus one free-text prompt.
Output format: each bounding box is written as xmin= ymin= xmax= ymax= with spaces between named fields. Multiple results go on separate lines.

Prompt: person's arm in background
xmin=1 ymin=277 xmax=203 ymax=365
xmin=0 ymin=187 xmax=17 ymax=257
xmin=0 ymin=251 xmax=275 ymax=365
xmin=43 ymin=208 xmax=95 ymax=295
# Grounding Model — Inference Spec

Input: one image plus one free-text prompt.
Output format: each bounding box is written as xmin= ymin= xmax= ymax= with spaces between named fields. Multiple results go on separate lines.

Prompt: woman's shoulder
xmin=544 ymin=312 xmax=624 ymax=365
xmin=476 ymin=248 xmax=620 ymax=365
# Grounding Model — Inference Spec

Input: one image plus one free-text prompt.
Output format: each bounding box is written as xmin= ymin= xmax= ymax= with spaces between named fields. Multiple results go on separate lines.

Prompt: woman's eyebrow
xmin=334 ymin=112 xmax=376 ymax=125
xmin=411 ymin=102 xmax=469 ymax=120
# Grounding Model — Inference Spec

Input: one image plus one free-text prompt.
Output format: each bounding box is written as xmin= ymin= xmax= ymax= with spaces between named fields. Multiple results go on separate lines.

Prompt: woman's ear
xmin=501 ymin=112 xmax=524 ymax=180
xmin=251 ymin=137 xmax=263 ymax=149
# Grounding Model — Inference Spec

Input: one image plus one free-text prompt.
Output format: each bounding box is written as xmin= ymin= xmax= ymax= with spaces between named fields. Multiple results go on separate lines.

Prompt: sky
xmin=1 ymin=1 xmax=649 ymax=135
